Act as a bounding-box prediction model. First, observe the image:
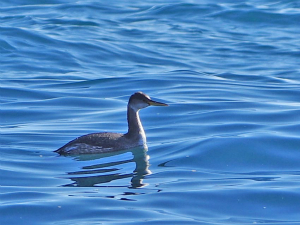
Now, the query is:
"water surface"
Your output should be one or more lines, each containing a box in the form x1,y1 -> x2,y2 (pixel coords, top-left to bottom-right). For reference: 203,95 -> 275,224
1,0 -> 300,224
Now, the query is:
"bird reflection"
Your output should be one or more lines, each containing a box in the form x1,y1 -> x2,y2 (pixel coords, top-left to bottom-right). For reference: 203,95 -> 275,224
62,146 -> 151,188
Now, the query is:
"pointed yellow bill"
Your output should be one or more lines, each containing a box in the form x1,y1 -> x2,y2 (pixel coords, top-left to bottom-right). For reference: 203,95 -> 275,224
148,99 -> 168,106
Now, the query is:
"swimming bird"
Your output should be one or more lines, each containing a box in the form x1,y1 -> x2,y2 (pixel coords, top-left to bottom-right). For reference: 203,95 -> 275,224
55,92 -> 168,155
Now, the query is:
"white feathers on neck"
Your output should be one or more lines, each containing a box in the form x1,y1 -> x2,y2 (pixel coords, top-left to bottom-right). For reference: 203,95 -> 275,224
129,102 -> 148,112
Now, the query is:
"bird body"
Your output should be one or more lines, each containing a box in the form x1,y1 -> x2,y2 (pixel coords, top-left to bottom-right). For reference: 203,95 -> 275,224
55,92 -> 168,155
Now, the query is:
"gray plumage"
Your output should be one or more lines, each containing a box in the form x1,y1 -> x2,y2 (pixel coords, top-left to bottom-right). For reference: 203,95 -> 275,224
55,92 -> 168,155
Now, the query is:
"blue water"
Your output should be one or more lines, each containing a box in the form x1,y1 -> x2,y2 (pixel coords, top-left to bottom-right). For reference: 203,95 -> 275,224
1,0 -> 300,224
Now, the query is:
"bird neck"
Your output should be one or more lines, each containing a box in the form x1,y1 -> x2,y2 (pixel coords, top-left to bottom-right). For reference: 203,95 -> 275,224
125,104 -> 146,144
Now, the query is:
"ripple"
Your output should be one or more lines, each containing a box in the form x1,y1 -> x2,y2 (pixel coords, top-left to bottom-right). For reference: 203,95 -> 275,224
1,1 -> 300,224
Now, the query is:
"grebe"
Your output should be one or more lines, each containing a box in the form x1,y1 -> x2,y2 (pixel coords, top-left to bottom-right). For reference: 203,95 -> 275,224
55,92 -> 168,155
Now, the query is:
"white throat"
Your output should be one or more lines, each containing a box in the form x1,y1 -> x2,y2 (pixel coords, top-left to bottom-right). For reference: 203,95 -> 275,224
127,104 -> 147,146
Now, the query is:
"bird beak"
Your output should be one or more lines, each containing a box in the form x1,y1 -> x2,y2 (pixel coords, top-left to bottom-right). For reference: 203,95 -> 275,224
148,99 -> 168,106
